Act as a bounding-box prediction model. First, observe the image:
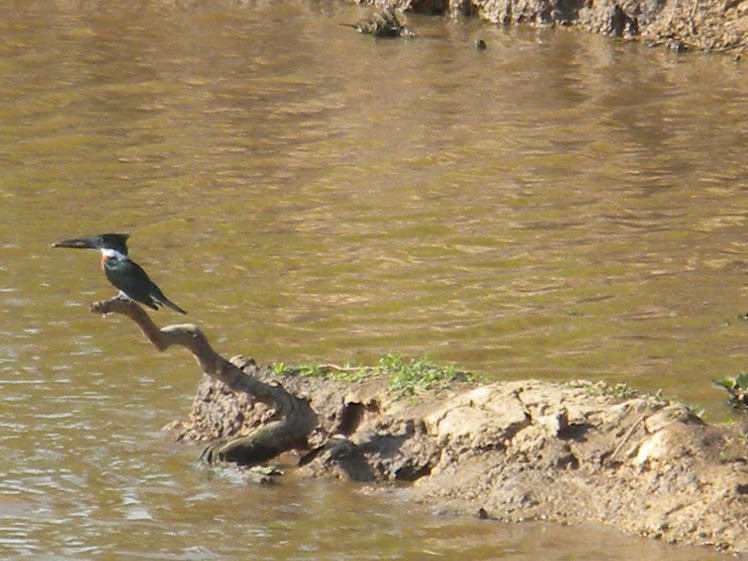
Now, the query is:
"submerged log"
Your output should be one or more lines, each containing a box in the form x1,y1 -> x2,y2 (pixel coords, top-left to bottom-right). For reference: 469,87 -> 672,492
90,297 -> 317,465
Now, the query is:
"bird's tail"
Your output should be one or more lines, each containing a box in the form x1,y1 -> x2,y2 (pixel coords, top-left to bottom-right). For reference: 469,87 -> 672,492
157,296 -> 187,315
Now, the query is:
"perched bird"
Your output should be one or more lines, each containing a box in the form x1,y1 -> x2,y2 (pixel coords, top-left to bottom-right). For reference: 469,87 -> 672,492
53,233 -> 187,314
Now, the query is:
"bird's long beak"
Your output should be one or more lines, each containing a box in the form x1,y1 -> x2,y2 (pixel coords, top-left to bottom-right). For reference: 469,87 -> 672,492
52,236 -> 99,249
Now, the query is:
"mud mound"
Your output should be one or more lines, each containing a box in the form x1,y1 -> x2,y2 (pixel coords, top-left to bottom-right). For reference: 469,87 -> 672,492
167,365 -> 747,554
406,381 -> 747,552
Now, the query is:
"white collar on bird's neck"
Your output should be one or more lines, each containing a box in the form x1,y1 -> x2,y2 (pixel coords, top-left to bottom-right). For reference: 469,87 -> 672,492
100,248 -> 128,260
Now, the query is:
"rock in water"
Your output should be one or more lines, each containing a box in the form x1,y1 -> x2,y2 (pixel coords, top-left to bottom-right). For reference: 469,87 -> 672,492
341,9 -> 415,38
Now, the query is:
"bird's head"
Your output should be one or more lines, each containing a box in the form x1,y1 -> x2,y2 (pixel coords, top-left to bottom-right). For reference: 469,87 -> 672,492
53,233 -> 130,258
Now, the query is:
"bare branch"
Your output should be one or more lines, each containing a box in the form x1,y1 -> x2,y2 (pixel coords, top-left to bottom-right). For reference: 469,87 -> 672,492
90,296 -> 317,464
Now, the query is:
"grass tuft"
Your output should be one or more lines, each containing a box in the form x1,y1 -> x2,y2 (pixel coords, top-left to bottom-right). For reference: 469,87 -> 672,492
274,353 -> 475,396
378,353 -> 475,397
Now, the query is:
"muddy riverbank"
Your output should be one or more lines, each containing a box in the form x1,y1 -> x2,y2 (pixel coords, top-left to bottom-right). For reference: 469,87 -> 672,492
348,0 -> 747,56
166,357 -> 748,554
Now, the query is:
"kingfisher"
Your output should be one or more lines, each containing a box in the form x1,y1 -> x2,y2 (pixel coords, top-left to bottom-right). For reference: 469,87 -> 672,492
53,233 -> 187,314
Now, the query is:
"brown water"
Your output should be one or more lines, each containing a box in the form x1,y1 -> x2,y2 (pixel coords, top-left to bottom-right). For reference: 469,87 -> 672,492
1,1 -> 746,559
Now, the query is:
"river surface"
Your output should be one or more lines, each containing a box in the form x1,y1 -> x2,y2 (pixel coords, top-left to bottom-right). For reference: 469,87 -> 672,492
1,1 -> 746,559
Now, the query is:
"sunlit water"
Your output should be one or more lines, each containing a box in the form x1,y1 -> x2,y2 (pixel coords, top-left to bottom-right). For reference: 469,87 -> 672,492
0,1 -> 745,559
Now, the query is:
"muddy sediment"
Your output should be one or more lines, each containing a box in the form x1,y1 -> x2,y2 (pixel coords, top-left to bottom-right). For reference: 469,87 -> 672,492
167,358 -> 748,554
349,0 -> 747,56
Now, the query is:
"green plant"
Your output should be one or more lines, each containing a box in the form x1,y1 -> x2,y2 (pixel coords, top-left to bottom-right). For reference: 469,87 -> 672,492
686,403 -> 706,420
274,353 -> 475,396
570,380 -> 640,400
712,373 -> 748,410
379,353 -> 475,397
275,360 -> 371,383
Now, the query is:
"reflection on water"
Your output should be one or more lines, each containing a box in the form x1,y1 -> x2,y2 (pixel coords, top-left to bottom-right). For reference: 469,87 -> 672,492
0,0 -> 745,559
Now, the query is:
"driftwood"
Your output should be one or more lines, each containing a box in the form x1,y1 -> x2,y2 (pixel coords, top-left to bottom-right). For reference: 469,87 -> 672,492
89,296 -> 317,465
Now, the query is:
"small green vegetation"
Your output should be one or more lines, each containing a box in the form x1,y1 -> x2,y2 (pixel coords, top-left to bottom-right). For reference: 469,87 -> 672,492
566,381 -> 708,417
686,403 -> 706,420
713,373 -> 748,410
566,380 -> 641,400
378,353 -> 475,397
274,353 -> 475,397
273,360 -> 370,383
598,382 -> 640,399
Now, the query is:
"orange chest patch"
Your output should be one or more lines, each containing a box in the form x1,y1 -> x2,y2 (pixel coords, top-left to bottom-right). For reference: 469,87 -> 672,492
100,254 -> 108,270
